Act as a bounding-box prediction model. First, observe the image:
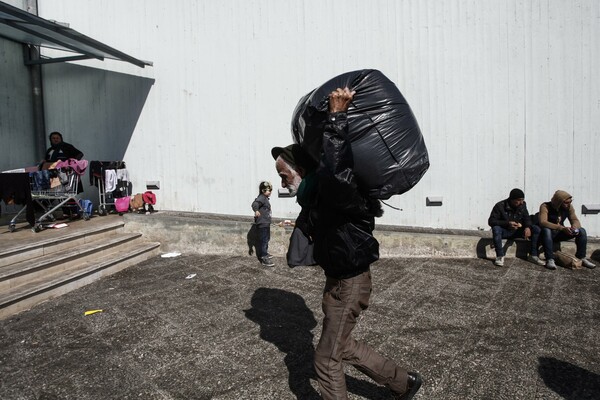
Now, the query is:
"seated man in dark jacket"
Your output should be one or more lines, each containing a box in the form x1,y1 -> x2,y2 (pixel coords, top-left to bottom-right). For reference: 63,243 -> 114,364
488,188 -> 543,267
272,88 -> 421,400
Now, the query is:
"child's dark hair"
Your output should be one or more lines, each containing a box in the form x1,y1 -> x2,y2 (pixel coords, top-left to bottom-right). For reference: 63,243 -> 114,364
259,181 -> 272,194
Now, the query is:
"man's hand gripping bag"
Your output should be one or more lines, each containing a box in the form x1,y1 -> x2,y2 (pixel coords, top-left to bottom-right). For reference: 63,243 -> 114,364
291,69 -> 429,199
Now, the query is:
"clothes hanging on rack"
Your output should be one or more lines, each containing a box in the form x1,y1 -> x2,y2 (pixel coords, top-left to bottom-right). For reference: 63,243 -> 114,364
104,170 -> 117,193
89,161 -> 126,186
89,161 -> 130,214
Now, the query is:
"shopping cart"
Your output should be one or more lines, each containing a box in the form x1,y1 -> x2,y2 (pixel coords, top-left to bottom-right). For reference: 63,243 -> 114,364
9,168 -> 90,232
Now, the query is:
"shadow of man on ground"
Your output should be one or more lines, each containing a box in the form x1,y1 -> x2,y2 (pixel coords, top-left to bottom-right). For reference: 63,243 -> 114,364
538,356 -> 600,399
244,287 -> 392,400
244,287 -> 319,399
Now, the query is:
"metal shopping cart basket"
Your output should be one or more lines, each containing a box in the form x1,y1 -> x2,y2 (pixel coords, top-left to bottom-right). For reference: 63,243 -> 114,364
9,167 -> 90,232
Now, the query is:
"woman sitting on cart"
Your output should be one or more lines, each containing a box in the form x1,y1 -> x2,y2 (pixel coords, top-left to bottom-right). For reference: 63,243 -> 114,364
40,131 -> 85,218
40,131 -> 83,169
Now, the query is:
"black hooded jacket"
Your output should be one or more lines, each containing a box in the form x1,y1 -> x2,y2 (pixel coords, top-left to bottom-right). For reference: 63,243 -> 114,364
299,112 -> 382,279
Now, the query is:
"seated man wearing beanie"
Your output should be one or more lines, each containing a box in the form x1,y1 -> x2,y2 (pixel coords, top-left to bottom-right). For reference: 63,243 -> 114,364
488,188 -> 543,267
538,190 -> 596,270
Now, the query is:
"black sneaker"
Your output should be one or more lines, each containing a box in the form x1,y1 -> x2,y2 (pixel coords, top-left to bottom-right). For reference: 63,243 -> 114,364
393,372 -> 422,400
261,257 -> 274,267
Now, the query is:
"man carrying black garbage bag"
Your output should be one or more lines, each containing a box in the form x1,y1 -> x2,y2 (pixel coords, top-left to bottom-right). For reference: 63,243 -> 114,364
272,88 -> 422,400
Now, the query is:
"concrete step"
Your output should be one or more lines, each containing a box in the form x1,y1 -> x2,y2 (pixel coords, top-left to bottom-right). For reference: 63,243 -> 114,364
0,232 -> 142,292
0,215 -> 161,320
0,219 -> 125,267
0,240 -> 160,320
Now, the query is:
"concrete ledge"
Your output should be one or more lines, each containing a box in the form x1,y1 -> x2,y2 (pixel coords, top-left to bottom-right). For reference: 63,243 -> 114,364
123,211 -> 600,261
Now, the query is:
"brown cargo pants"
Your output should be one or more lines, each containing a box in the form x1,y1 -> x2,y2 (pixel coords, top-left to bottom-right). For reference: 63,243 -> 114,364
314,270 -> 409,399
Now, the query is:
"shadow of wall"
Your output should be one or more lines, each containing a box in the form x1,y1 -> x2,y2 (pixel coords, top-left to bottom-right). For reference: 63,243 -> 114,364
0,39 -> 38,171
42,63 -> 154,205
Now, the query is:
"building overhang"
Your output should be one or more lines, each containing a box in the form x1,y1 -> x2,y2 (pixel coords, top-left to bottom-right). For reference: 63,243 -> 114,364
0,2 -> 152,68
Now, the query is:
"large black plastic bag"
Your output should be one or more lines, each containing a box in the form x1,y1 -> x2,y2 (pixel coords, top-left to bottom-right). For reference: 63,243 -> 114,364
291,69 -> 429,199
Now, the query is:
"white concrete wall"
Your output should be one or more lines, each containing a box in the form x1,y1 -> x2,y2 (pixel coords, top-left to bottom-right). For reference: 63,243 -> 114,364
35,0 -> 600,235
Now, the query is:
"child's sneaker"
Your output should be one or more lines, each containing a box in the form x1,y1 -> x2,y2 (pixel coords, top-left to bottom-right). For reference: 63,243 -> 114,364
494,256 -> 504,267
261,257 -> 274,267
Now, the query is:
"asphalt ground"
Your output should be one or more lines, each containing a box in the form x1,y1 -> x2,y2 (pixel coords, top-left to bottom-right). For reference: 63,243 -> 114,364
1,254 -> 599,400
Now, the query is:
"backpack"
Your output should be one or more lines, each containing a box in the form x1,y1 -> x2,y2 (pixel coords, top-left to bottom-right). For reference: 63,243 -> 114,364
78,199 -> 93,216
554,251 -> 583,269
130,194 -> 145,211
142,191 -> 156,205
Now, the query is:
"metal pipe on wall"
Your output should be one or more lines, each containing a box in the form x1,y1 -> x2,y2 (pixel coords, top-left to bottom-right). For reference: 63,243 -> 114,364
25,0 -> 46,161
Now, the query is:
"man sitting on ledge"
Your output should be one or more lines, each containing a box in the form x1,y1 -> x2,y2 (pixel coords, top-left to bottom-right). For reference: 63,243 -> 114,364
538,190 -> 596,270
488,188 -> 543,267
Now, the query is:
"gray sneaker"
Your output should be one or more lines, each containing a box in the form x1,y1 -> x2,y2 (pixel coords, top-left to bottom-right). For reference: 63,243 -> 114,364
546,259 -> 557,270
581,258 -> 596,269
494,256 -> 504,267
528,255 -> 545,266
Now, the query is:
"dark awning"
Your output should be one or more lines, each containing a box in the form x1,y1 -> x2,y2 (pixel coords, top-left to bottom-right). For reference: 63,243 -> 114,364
0,2 -> 152,68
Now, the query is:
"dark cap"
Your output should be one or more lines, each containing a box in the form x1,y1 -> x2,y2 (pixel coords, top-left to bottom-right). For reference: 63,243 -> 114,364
271,144 -> 317,171
509,188 -> 525,200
